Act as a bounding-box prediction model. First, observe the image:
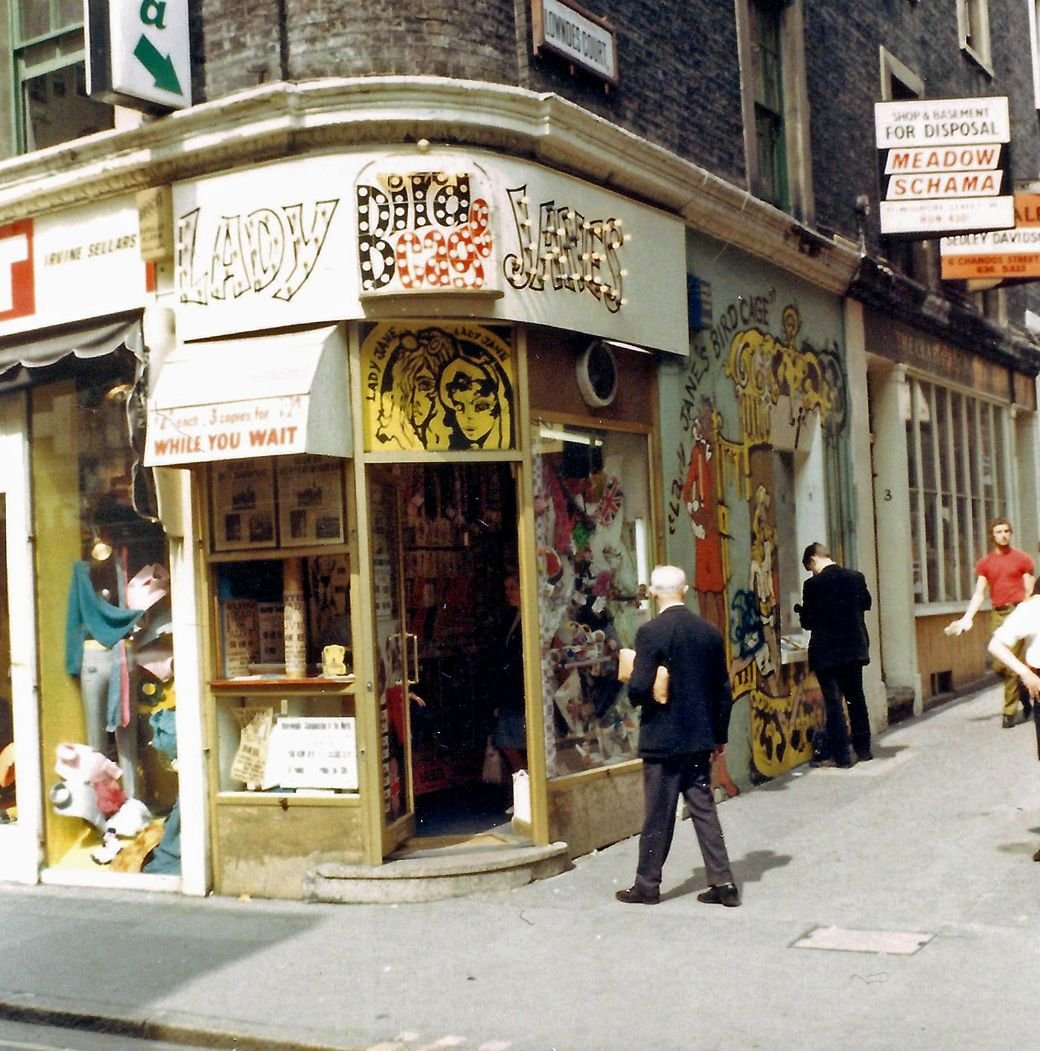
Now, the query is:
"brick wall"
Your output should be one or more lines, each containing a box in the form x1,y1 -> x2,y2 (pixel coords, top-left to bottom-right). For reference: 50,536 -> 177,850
806,0 -> 1040,250
196,0 -> 748,188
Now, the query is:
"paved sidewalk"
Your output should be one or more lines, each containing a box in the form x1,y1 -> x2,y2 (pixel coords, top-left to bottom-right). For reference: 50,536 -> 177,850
2,682 -> 1039,1051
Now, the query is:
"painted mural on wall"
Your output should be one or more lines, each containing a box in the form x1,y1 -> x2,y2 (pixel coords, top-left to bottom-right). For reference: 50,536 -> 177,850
668,297 -> 847,780
360,322 -> 515,452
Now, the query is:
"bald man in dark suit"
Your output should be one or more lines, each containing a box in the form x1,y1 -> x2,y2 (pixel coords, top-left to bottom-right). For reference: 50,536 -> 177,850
615,565 -> 739,908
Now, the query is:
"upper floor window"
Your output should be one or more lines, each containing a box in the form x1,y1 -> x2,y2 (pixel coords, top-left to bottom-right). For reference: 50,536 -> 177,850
749,0 -> 787,209
11,1 -> 114,153
879,48 -> 936,286
958,0 -> 993,74
737,0 -> 812,221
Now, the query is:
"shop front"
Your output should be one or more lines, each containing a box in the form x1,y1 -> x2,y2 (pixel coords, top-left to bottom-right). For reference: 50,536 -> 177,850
148,144 -> 688,897
865,308 -> 1039,709
0,195 -> 204,890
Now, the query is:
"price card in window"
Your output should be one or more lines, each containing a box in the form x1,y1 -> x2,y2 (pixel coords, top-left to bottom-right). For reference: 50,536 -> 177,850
265,716 -> 358,790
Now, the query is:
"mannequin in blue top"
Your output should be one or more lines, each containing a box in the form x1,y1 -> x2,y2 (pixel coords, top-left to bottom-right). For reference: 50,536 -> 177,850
65,549 -> 143,796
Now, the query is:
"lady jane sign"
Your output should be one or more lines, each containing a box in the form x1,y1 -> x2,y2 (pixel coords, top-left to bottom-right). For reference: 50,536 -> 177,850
360,322 -> 515,452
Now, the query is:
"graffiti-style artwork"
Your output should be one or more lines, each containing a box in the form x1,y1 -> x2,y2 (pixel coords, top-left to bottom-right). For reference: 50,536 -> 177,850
361,323 -> 515,452
726,305 -> 847,443
669,300 -> 847,780
355,172 -> 493,294
503,185 -> 625,312
681,399 -> 728,639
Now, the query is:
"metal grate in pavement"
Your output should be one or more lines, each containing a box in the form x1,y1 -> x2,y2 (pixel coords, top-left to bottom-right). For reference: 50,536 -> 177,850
792,925 -> 933,955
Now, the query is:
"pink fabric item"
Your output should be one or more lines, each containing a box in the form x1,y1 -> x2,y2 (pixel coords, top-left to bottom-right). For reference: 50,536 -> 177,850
54,743 -> 121,784
93,777 -> 126,817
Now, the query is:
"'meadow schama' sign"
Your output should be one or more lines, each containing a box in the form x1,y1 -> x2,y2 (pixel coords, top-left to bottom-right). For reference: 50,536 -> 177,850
875,97 -> 1013,237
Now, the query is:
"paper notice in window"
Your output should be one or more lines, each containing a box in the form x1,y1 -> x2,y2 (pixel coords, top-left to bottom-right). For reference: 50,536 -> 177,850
230,706 -> 275,788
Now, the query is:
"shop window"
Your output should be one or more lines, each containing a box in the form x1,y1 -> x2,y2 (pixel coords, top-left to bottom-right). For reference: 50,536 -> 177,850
32,349 -> 179,873
905,377 -> 1010,605
533,421 -> 652,778
206,455 -> 356,797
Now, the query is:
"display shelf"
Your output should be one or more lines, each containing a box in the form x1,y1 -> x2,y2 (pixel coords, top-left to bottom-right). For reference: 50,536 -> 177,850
211,677 -> 356,695
207,543 -> 351,564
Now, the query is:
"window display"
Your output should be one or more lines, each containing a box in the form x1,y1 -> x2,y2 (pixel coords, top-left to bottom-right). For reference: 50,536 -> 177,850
32,350 -> 180,873
532,422 -> 652,777
207,454 -> 355,798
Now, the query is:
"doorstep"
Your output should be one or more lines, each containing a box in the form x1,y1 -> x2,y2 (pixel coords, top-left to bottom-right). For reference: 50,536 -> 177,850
303,835 -> 571,904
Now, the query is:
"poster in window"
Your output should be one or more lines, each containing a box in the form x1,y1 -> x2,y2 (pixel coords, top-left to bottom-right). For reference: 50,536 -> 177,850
276,455 -> 346,547
360,322 -> 515,452
212,458 -> 277,551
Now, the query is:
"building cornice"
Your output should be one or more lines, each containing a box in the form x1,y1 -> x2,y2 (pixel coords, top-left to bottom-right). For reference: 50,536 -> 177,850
0,76 -> 861,293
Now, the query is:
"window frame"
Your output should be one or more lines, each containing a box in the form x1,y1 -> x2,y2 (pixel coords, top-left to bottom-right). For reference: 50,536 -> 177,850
736,0 -> 814,223
957,0 -> 994,76
1029,0 -> 1040,109
8,1 -> 114,155
905,374 -> 1011,609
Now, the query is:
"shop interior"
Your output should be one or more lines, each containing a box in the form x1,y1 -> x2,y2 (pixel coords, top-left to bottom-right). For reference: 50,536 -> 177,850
397,462 -> 523,839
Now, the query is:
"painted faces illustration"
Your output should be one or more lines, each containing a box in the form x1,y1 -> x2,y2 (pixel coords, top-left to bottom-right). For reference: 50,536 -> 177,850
375,330 -> 456,449
438,349 -> 513,449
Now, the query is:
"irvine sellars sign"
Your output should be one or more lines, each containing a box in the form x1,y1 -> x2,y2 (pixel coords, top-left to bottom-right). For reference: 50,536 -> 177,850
875,97 -> 1013,237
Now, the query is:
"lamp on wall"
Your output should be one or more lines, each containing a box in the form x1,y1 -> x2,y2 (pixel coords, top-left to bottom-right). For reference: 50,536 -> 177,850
90,528 -> 112,562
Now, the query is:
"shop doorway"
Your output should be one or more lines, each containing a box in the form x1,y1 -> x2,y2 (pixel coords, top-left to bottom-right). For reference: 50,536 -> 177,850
398,462 -> 523,840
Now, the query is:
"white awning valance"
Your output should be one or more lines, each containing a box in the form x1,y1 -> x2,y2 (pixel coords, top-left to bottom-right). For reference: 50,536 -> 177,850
145,325 -> 351,466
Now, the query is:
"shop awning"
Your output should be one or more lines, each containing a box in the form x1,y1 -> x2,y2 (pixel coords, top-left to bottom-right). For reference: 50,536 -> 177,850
0,312 -> 142,375
145,325 -> 351,467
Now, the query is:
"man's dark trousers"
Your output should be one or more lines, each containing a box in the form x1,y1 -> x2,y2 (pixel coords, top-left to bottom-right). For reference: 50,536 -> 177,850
816,662 -> 871,761
635,752 -> 734,897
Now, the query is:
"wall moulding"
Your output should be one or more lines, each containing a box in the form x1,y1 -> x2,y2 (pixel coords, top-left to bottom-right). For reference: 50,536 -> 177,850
0,77 -> 860,291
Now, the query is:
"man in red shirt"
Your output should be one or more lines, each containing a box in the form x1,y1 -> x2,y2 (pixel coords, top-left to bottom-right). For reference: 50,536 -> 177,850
947,517 -> 1036,727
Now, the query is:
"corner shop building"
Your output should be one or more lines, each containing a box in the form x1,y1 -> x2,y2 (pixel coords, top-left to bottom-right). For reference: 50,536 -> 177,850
0,119 -> 704,898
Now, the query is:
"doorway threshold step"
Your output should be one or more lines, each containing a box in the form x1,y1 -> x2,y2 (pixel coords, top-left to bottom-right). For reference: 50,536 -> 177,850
303,841 -> 571,904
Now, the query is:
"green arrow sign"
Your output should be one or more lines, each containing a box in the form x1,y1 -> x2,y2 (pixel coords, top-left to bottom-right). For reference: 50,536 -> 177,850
133,34 -> 182,95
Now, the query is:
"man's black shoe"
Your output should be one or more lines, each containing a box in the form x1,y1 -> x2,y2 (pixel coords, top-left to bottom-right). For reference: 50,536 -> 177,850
1003,714 -> 1018,729
856,751 -> 874,762
697,882 -> 740,907
615,885 -> 659,905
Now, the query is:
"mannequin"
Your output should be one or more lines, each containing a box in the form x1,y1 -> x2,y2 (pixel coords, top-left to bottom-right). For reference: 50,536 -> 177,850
65,548 -> 143,796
